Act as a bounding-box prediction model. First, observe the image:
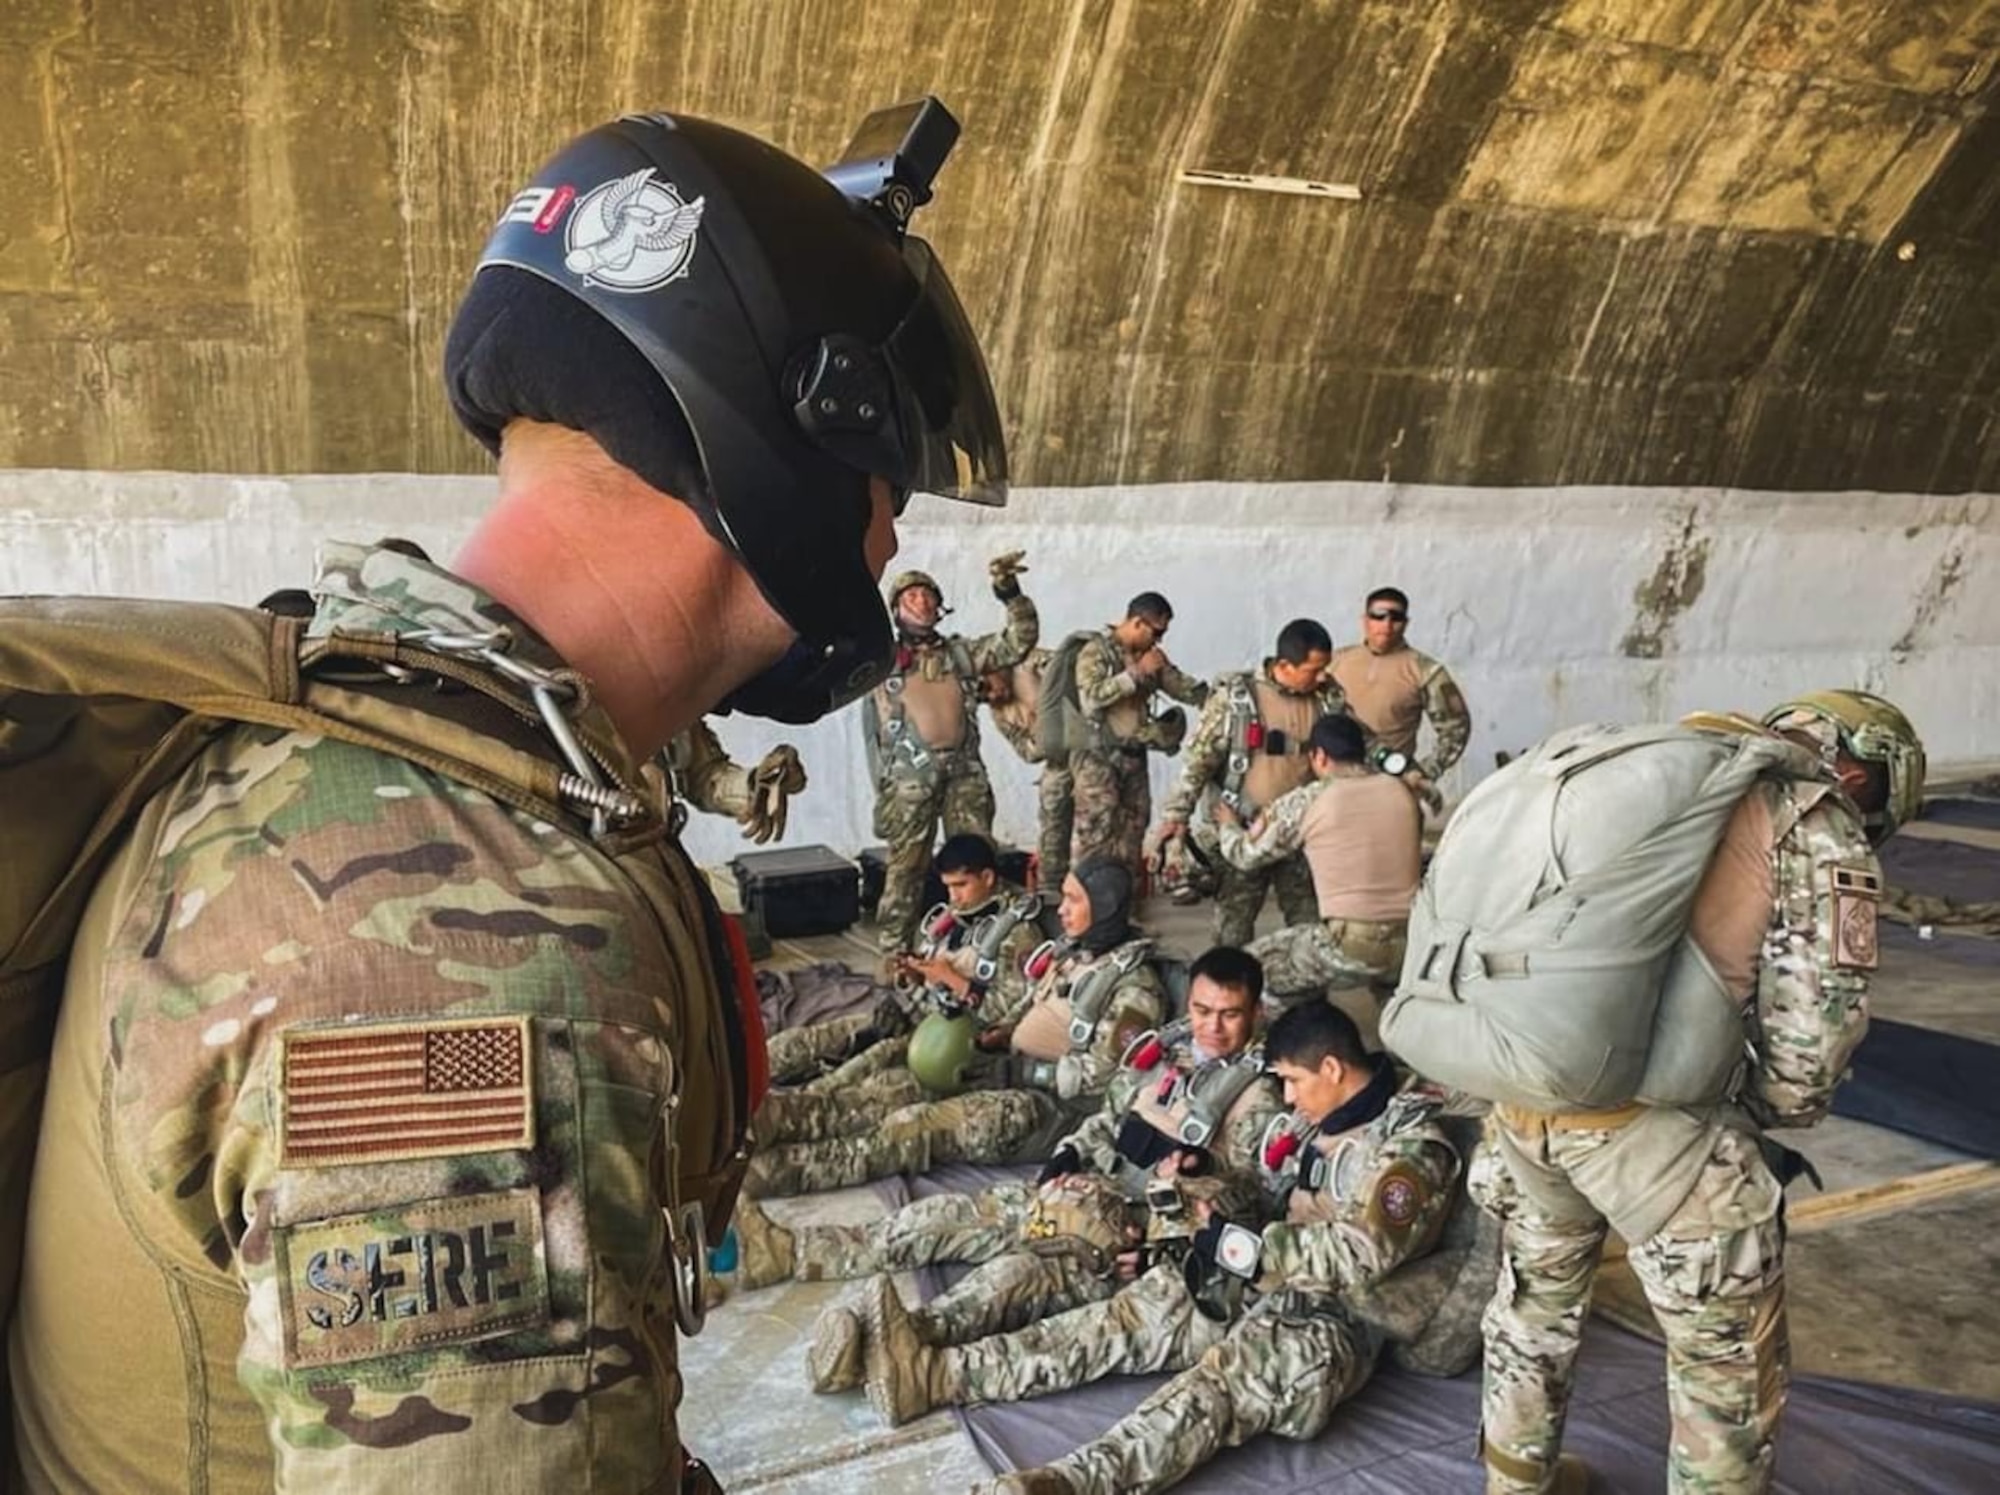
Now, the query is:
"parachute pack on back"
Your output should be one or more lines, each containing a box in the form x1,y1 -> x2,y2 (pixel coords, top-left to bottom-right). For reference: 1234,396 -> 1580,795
1036,629 -> 1101,765
1380,720 -> 1825,1113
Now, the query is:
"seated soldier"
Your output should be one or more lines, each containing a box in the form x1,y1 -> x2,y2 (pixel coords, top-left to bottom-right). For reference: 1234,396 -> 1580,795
949,1001 -> 1495,1494
764,833 -> 1042,1093
1215,712 -> 1421,1003
841,948 -> 1283,1422
744,858 -> 1165,1198
727,948 -> 1278,1394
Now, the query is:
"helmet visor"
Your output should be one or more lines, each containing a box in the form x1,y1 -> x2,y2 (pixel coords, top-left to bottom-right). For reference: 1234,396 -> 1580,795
884,237 -> 1008,506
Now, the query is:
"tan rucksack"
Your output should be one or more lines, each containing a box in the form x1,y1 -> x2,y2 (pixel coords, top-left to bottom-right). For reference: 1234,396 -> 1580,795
0,594 -> 753,1458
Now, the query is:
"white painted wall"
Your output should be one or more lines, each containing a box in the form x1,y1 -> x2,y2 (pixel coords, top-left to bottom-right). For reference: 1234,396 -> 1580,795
3,471 -> 1992,866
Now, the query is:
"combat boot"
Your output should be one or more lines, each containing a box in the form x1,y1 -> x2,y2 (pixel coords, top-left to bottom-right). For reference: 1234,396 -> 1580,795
732,1198 -> 795,1289
806,1304 -> 865,1393
862,1276 -> 963,1426
1551,1454 -> 1592,1495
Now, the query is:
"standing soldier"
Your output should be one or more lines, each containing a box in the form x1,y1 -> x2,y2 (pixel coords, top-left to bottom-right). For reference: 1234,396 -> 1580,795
1385,690 -> 1924,1495
866,554 -> 1038,960
979,647 -> 1076,890
4,101 -> 1008,1490
1216,713 -> 1422,1003
1157,618 -> 1347,944
663,718 -> 807,841
1070,593 -> 1208,872
1328,585 -> 1470,794
743,858 -> 1164,1198
962,1001 -> 1490,1494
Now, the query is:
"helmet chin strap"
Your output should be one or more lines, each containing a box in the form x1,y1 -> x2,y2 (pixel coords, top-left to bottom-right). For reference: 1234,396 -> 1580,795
716,635 -> 883,725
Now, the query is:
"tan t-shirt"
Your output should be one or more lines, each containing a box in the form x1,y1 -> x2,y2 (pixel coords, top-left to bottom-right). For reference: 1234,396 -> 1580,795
895,660 -> 970,751
1330,644 -> 1428,754
1301,773 -> 1423,921
1241,678 -> 1322,812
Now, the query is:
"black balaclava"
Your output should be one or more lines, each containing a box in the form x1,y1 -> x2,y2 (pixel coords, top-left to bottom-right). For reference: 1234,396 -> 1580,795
1071,857 -> 1134,954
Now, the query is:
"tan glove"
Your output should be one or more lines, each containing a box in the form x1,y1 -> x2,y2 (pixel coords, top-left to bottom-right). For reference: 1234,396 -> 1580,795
740,744 -> 807,843
988,549 -> 1029,601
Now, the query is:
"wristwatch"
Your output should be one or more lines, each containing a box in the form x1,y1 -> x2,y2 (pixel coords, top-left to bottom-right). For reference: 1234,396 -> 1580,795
1213,1222 -> 1263,1280
1371,746 -> 1413,777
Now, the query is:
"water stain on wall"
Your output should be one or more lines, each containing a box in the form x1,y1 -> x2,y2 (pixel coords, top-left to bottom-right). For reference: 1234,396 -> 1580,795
1620,506 -> 1711,658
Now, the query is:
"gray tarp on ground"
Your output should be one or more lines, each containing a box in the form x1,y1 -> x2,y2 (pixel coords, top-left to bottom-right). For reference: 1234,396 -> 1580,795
879,1165 -> 2000,1495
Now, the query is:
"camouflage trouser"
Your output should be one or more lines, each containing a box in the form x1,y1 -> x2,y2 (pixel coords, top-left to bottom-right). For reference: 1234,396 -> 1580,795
1210,852 -> 1318,948
1475,1122 -> 1788,1494
1070,748 -> 1150,874
766,1012 -> 905,1087
1046,1290 -> 1378,1494
745,1086 -> 1068,1198
795,1181 -> 1037,1279
1247,916 -> 1407,1003
1038,764 -> 1076,890
954,1257 -> 1230,1407
874,758 -> 997,954
756,1068 -> 925,1145
793,1182 -> 1113,1342
798,1032 -> 914,1094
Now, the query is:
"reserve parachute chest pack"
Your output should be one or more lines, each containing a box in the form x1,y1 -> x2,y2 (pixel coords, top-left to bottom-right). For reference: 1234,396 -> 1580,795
0,593 -> 763,1468
1380,720 -> 1826,1113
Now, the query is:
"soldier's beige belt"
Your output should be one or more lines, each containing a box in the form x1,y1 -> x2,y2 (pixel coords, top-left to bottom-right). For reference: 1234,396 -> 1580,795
1494,1101 -> 1649,1134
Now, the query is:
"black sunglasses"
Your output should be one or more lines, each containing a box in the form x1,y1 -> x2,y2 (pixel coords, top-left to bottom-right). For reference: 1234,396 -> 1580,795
1367,609 -> 1408,623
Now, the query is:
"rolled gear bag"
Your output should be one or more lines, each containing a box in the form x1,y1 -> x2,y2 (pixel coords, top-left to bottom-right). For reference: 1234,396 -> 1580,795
1381,721 -> 1823,1112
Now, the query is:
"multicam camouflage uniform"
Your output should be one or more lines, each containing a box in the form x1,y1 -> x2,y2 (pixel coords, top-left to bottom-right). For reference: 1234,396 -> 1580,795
760,883 -> 1044,1126
9,542 -> 737,1492
1476,779 -> 1880,1495
984,646 -> 1076,890
1219,767 -> 1422,1002
665,718 -> 755,820
745,936 -> 1165,1198
1328,640 -> 1470,781
1073,630 -> 1209,872
866,577 -> 1039,955
990,1076 -> 1487,1495
1159,662 -> 1349,944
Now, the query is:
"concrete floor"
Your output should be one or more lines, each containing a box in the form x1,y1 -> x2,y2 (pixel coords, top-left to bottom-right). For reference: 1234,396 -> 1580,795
682,800 -> 2000,1491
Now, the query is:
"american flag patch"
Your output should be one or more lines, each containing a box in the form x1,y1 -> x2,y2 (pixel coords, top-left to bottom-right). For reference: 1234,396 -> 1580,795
279,1017 -> 535,1168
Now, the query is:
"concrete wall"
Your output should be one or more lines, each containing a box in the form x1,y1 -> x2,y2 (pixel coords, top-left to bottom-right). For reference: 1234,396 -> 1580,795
3,1 -> 1996,492
5,470 -> 1990,864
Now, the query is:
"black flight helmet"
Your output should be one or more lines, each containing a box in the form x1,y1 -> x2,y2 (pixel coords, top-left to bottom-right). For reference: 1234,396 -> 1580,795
448,99 -> 1007,722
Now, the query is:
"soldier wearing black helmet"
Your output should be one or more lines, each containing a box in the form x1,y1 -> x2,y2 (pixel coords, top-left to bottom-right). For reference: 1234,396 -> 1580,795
9,101 -> 1006,1492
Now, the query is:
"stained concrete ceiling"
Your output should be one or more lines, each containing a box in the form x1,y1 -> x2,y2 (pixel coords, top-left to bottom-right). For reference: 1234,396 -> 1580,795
1,0 -> 1995,491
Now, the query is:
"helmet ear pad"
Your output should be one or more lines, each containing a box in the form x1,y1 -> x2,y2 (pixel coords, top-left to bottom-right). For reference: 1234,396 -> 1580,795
446,267 -> 710,524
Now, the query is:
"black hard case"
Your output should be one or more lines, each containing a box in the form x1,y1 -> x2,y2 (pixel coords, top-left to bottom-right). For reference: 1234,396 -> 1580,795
729,845 -> 861,938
